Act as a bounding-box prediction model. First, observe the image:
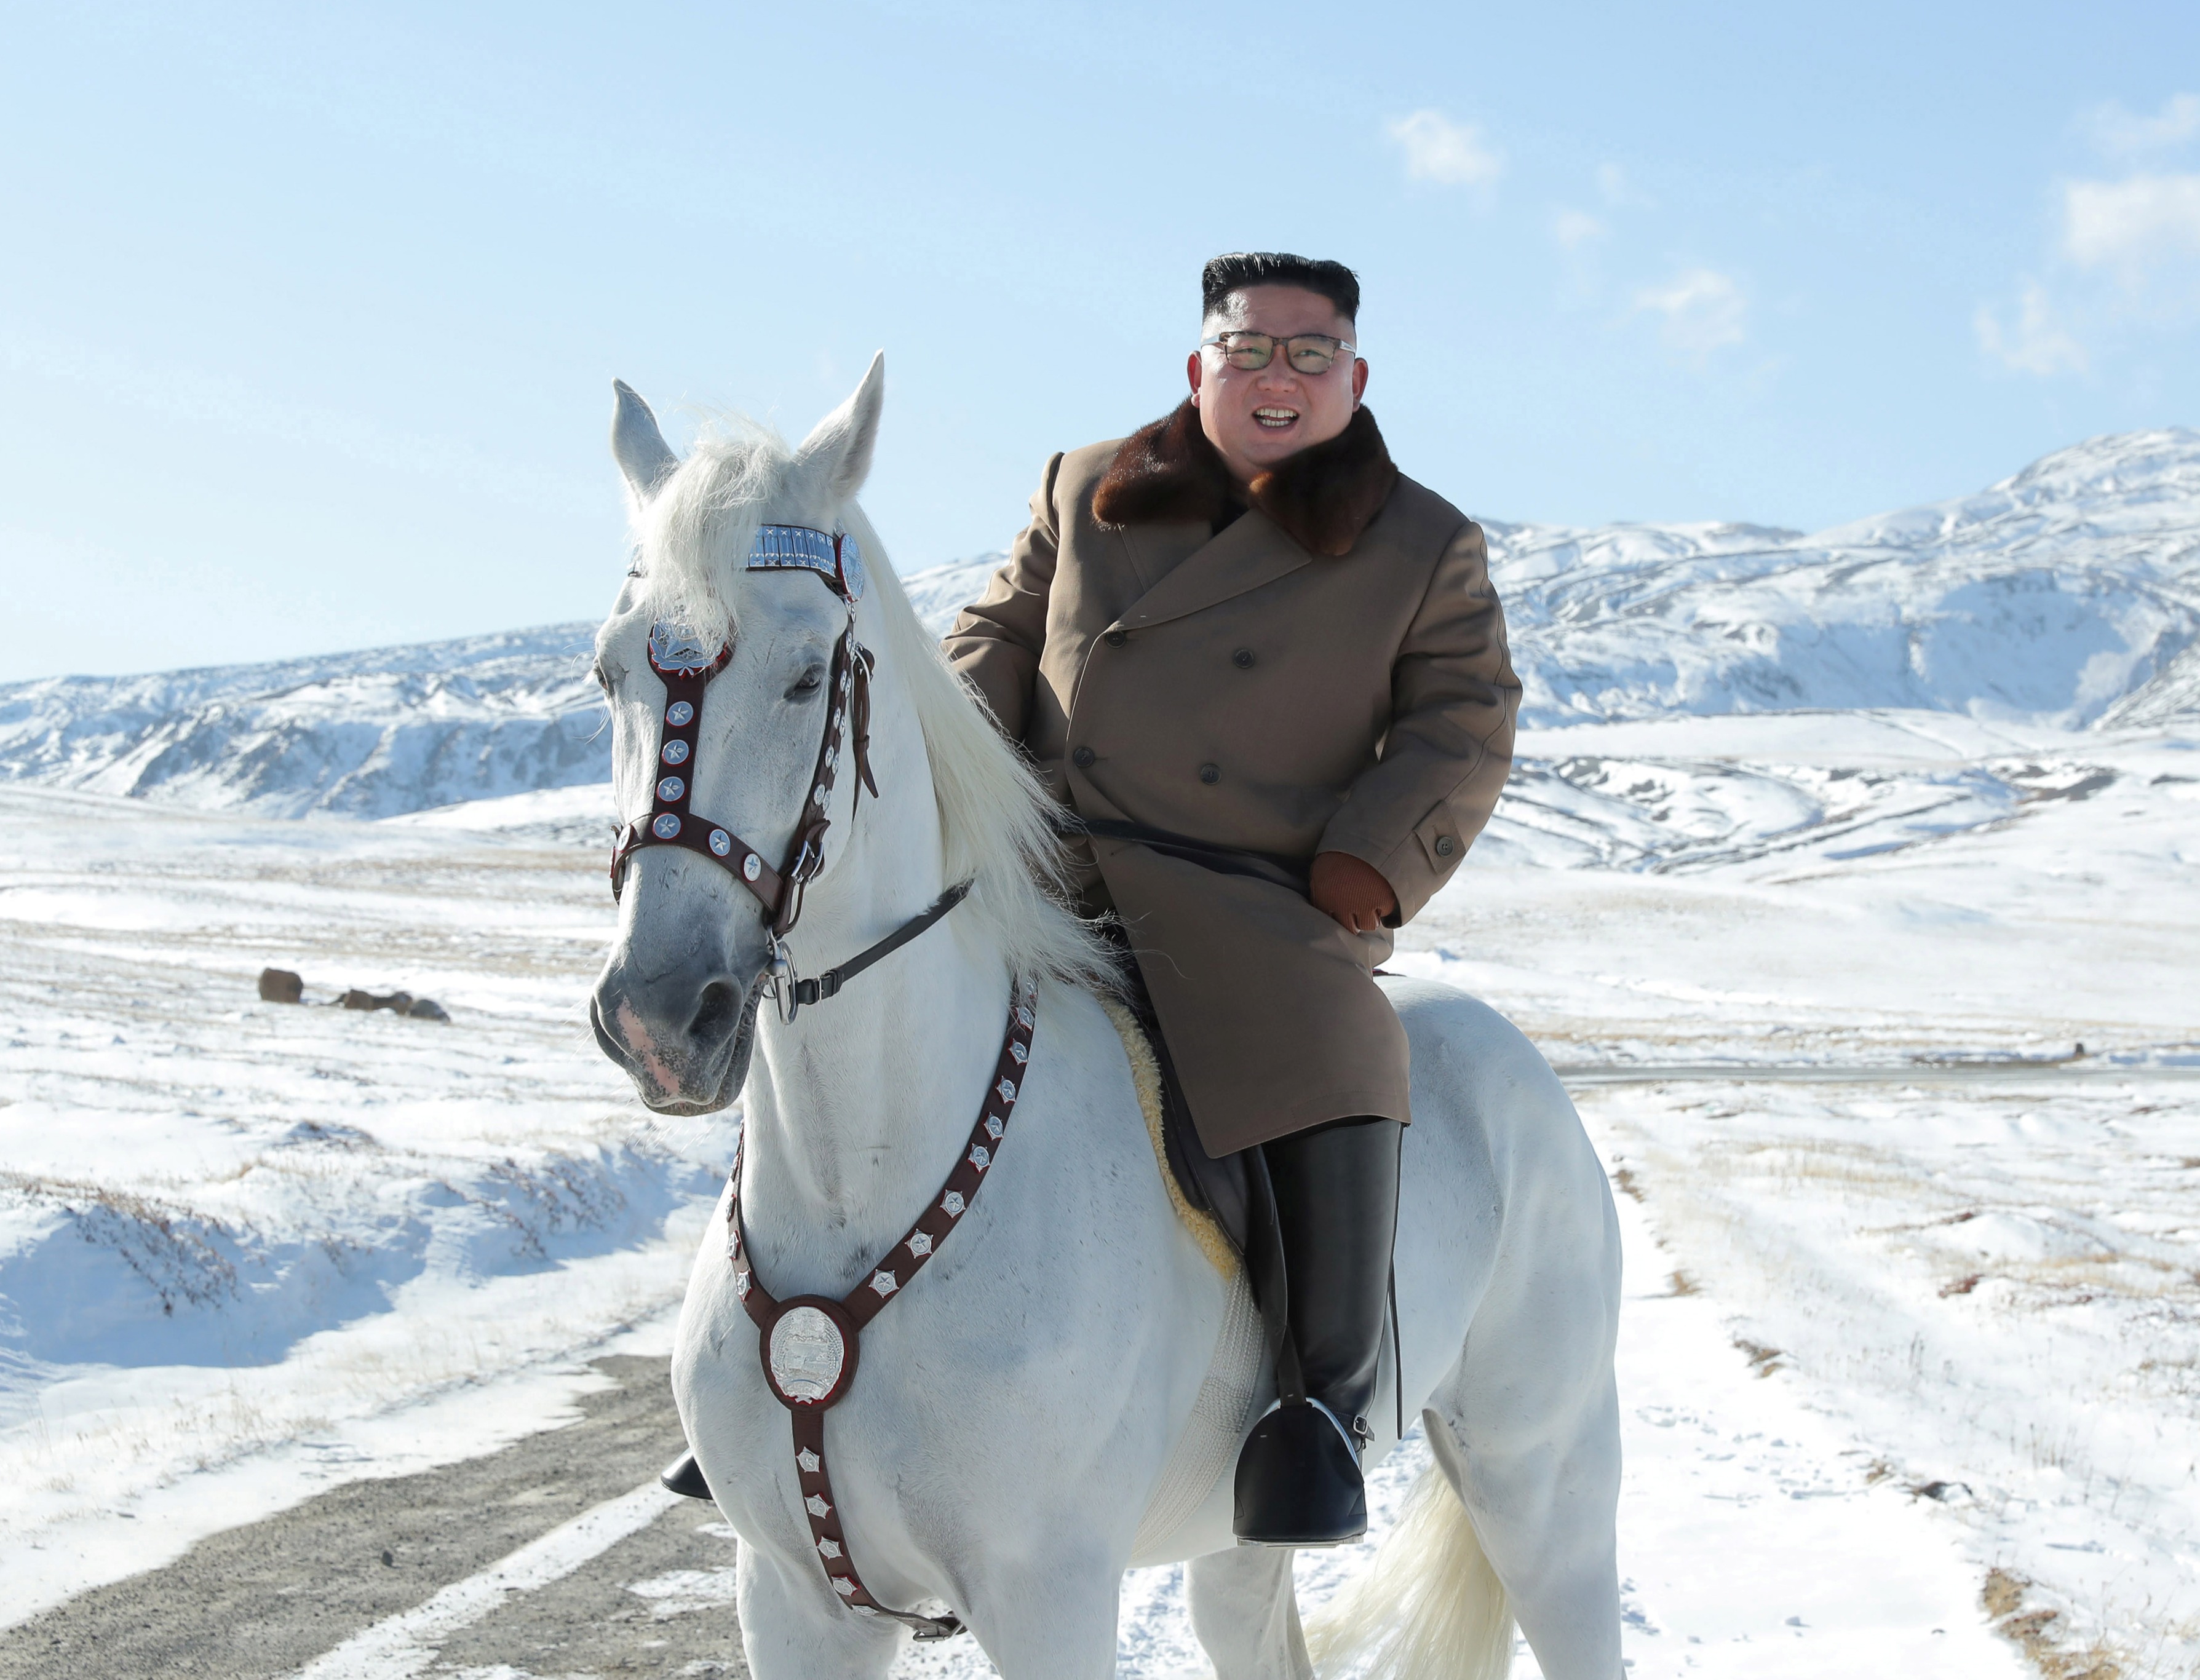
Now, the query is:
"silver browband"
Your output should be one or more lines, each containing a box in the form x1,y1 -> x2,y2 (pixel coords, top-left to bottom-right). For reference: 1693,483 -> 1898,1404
748,524 -> 865,603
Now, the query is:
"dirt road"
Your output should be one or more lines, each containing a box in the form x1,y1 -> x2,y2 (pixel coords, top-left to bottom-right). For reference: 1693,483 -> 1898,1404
0,1357 -> 750,1679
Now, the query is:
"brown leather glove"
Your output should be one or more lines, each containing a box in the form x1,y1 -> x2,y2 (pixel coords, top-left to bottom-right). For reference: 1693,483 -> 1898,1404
1310,851 -> 1397,934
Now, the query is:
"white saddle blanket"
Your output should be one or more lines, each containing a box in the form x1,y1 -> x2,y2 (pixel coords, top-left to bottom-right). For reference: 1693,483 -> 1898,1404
1098,998 -> 1268,1562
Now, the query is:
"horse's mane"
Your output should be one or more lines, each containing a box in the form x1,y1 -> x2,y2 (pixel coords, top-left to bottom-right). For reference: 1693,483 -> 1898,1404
635,419 -> 1116,996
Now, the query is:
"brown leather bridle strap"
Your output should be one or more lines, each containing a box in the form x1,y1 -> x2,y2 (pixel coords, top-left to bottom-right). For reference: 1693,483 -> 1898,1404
608,601 -> 871,945
608,643 -> 790,909
606,542 -> 966,1028
726,977 -> 1038,1641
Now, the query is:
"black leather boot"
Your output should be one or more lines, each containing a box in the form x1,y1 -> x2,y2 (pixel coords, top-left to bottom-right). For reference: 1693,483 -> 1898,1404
661,1452 -> 713,1500
1233,1116 -> 1402,1546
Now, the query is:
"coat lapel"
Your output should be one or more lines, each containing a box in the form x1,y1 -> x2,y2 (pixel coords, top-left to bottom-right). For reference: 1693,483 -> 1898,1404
1118,507 -> 1312,632
1111,519 -> 1204,597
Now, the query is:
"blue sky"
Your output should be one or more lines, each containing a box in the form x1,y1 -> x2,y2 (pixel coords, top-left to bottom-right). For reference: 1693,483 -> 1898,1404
3,1 -> 2197,680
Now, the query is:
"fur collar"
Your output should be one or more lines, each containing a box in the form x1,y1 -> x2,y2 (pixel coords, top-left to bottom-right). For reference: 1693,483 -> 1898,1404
1091,400 -> 1399,558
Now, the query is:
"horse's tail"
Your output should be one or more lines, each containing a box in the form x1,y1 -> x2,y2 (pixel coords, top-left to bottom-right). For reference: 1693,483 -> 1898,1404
1303,1462 -> 1514,1680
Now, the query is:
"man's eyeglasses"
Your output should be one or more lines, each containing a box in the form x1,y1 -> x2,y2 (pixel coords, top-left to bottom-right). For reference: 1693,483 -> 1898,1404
1199,331 -> 1358,374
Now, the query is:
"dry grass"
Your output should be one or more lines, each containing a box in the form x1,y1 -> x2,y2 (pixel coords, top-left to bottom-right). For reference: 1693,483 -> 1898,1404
0,1170 -> 239,1315
1984,1569 -> 2126,1680
1731,1336 -> 1784,1377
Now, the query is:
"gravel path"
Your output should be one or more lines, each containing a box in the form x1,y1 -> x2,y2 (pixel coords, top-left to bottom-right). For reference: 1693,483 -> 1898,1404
0,1356 -> 747,1679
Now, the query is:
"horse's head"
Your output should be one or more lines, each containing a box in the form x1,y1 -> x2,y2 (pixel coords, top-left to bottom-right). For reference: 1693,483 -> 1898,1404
589,357 -> 897,1113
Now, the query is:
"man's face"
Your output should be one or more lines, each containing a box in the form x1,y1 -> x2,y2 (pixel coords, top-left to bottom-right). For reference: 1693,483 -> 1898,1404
1187,283 -> 1369,486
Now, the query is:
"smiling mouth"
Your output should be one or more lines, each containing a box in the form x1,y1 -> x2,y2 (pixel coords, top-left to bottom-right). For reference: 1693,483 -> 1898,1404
1253,406 -> 1300,432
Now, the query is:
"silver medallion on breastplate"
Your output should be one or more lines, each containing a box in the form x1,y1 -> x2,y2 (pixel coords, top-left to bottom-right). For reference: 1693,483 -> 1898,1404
769,1306 -> 847,1404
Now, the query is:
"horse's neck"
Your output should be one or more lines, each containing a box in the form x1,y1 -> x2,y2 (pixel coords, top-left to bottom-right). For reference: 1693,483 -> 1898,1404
737,746 -> 1010,1295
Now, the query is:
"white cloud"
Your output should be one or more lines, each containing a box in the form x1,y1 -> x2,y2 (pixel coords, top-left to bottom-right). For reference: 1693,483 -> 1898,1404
1976,110 -> 2200,373
1633,268 -> 1747,359
2062,173 -> 2200,293
1596,163 -> 1654,210
2086,93 -> 2200,157
1386,111 -> 1503,192
1974,282 -> 2088,376
1552,208 -> 1606,250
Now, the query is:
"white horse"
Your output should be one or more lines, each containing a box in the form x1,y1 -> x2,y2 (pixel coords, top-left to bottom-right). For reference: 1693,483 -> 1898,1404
589,359 -> 1624,1680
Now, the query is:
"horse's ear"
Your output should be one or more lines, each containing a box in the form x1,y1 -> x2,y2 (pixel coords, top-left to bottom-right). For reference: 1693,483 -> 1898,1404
611,380 -> 680,500
796,352 -> 886,505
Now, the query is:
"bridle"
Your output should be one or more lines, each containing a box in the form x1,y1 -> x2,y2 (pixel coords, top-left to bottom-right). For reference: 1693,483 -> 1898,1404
606,523 -> 966,1021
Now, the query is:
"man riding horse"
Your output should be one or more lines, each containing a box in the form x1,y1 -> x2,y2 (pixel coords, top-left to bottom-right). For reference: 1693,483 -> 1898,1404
942,252 -> 1521,1547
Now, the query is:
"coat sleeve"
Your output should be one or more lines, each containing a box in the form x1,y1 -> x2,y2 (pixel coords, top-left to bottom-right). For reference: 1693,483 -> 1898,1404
1317,519 -> 1520,924
939,453 -> 1066,743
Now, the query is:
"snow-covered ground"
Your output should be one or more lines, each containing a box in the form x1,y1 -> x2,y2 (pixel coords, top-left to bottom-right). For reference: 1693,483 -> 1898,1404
0,786 -> 723,1622
4,707 -> 2193,1674
3,426 -> 2197,1674
1400,713 -> 2200,1679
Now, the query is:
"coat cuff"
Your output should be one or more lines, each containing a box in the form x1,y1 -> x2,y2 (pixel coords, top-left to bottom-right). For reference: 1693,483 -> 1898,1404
1318,800 -> 1469,926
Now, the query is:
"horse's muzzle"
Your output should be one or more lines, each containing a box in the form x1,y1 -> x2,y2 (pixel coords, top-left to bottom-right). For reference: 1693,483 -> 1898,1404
590,962 -> 767,1115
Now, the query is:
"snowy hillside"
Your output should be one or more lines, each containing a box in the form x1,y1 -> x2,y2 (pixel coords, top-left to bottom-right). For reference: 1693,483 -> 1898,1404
0,625 -> 605,818
1,429 -> 2196,819
850,429 -> 2200,731
1488,427 -> 2200,728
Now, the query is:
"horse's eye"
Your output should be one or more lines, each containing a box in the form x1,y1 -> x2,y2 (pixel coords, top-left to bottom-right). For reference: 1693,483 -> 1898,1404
785,665 -> 825,700
592,661 -> 615,694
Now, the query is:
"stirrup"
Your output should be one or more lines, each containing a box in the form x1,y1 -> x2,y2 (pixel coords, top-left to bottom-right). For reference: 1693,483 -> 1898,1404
1232,1398 -> 1369,1547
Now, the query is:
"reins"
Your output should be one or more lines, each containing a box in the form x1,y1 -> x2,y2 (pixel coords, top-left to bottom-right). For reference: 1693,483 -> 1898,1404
771,880 -> 971,1013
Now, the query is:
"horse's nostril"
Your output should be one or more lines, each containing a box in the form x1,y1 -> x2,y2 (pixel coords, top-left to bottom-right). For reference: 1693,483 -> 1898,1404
690,980 -> 741,1047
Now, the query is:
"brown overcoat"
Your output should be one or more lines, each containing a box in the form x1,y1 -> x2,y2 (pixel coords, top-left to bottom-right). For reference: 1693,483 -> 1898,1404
943,402 -> 1520,1154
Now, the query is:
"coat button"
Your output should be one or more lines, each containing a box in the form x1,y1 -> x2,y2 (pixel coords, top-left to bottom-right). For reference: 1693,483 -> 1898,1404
1072,746 -> 1095,769
1198,763 -> 1221,785
1232,648 -> 1255,668
1435,835 -> 1456,858
1103,629 -> 1127,647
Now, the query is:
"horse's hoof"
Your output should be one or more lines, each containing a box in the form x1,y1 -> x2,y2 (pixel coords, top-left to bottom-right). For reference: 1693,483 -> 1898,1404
661,1452 -> 714,1500
1231,1400 -> 1367,1546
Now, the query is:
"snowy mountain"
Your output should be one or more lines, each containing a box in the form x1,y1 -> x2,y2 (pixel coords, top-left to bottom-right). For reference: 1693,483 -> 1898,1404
1488,427 -> 2200,729
1,429 -> 2194,818
0,625 -> 606,818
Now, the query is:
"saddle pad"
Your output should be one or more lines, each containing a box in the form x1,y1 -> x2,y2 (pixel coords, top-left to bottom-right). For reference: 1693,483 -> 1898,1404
1098,997 -> 1265,1560
1097,996 -> 1235,1277
1129,1256 -> 1262,1562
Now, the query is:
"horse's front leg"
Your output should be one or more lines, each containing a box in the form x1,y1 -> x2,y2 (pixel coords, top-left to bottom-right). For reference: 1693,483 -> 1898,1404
955,1542 -> 1124,1680
1186,1544 -> 1313,1680
735,1544 -> 900,1680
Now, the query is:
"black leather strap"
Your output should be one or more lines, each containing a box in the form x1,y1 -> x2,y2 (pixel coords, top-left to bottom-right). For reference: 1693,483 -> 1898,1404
1057,812 -> 1311,895
790,881 -> 972,1007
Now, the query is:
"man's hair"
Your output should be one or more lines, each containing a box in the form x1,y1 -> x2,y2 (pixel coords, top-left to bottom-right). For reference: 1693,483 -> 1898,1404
1201,252 -> 1360,326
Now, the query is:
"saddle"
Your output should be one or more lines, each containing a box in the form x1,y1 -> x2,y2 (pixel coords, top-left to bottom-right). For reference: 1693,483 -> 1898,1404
1104,954 -> 1254,1266
1103,956 -> 1404,1452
